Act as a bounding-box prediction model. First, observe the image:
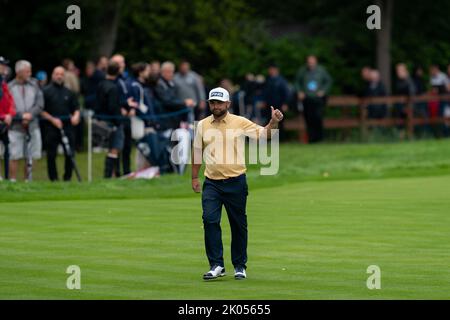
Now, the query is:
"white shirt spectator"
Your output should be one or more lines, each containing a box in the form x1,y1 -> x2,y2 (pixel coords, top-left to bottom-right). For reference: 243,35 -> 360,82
430,71 -> 450,88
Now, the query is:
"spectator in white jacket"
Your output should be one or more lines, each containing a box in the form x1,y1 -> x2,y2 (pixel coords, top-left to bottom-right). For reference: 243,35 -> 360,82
8,60 -> 44,182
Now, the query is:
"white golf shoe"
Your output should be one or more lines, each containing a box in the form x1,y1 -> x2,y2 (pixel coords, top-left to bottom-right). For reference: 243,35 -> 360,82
203,265 -> 226,280
234,267 -> 247,280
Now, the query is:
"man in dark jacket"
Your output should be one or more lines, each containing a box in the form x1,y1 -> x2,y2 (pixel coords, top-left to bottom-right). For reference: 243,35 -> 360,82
155,61 -> 195,130
80,61 -> 100,111
394,63 -> 416,137
41,66 -> 80,181
365,69 -> 387,119
262,64 -> 290,140
111,54 -> 134,175
96,61 -> 124,178
358,66 -> 372,97
262,64 -> 290,118
295,55 -> 332,143
412,67 -> 429,134
395,63 -> 416,96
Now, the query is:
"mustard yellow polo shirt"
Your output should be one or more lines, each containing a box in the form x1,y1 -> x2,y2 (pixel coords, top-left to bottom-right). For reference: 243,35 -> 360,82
193,112 -> 265,180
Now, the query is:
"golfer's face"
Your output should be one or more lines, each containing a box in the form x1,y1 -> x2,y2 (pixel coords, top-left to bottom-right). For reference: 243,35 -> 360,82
209,100 -> 229,117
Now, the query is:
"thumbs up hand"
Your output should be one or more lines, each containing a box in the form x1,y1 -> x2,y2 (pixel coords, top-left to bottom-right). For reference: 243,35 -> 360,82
271,106 -> 284,123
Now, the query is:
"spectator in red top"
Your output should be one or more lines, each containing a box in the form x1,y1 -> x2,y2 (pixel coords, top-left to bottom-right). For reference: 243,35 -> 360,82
0,56 -> 16,180
428,87 -> 440,118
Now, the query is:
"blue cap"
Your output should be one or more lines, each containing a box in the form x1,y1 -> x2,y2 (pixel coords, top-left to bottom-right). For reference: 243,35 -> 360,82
36,71 -> 47,81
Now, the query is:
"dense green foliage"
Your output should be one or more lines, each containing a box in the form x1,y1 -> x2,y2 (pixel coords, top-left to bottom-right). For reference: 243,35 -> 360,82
1,0 -> 449,90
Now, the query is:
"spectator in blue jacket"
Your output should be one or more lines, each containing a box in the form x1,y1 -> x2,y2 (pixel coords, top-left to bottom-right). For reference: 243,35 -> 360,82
128,62 -> 157,127
262,64 -> 290,111
80,61 -> 99,111
129,62 -> 171,173
262,63 -> 291,138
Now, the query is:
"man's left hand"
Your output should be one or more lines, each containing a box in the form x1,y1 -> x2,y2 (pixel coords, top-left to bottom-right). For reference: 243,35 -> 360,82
271,106 -> 284,123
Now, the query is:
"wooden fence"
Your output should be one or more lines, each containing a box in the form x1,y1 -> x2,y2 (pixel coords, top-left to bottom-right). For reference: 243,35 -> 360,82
284,94 -> 450,142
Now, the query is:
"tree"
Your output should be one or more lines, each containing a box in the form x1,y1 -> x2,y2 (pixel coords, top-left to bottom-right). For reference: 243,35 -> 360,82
0,0 -> 448,92
375,0 -> 393,94
93,0 -> 123,58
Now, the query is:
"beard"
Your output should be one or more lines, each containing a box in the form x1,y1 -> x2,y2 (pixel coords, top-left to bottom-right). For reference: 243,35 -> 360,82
212,108 -> 227,117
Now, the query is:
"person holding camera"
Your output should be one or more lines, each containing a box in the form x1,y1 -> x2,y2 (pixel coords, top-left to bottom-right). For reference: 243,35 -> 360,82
8,60 -> 44,182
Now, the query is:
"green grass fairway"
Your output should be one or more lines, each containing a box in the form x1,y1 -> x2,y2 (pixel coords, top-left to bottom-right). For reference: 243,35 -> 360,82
1,140 -> 450,299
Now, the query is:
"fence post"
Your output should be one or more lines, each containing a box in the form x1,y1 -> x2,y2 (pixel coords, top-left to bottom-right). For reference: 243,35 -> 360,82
299,116 -> 304,143
87,110 -> 93,183
359,98 -> 368,141
406,97 -> 414,140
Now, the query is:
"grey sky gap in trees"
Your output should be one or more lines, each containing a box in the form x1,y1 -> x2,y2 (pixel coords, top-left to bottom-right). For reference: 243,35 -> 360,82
66,1 -> 123,56
374,0 -> 393,94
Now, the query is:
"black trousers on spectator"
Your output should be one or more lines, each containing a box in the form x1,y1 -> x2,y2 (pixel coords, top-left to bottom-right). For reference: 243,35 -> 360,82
393,103 -> 407,130
0,129 -> 9,178
303,97 -> 325,143
45,125 -> 75,181
121,119 -> 132,175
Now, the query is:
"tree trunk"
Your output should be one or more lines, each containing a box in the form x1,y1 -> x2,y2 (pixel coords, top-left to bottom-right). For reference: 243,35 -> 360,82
93,0 -> 122,58
375,0 -> 393,94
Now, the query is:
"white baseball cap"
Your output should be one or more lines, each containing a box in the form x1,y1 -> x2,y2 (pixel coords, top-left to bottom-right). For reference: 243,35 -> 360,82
207,87 -> 230,102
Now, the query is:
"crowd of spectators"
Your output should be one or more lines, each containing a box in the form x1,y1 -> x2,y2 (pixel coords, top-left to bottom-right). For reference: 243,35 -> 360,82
0,53 -> 449,182
359,63 -> 450,138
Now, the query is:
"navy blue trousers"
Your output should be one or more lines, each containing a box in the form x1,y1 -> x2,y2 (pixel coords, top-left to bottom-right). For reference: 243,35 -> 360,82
202,174 -> 248,269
